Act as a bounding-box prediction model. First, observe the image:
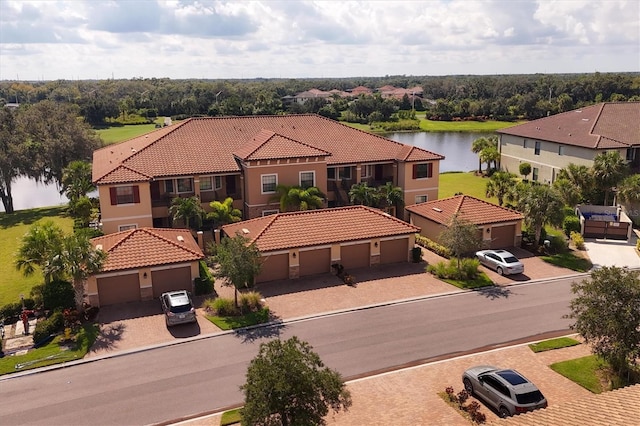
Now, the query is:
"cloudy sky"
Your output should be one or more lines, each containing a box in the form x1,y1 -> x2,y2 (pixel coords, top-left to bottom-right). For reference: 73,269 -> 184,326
1,0 -> 638,81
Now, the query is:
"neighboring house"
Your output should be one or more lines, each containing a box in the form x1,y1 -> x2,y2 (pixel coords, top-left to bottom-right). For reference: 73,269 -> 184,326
406,195 -> 524,249
292,89 -> 333,104
492,384 -> 640,426
221,205 -> 420,283
497,102 -> 640,184
92,114 -> 444,234
350,86 -> 373,96
87,228 -> 204,306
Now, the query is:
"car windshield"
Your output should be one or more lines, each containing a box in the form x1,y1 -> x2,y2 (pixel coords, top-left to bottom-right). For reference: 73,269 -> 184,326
515,390 -> 544,404
503,256 -> 519,264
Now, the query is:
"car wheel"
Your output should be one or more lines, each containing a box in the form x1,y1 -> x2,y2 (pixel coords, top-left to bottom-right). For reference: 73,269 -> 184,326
463,378 -> 474,395
499,406 -> 511,418
496,267 -> 504,276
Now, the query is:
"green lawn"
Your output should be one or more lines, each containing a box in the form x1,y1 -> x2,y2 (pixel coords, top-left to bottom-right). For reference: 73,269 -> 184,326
438,171 -> 498,203
550,355 -> 608,393
0,207 -> 74,307
343,117 -> 522,133
95,123 -> 160,145
442,272 -> 494,289
529,337 -> 581,353
221,408 -> 242,426
541,252 -> 593,272
206,307 -> 270,330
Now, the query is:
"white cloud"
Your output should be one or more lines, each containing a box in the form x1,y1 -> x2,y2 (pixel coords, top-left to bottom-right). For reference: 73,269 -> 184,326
0,0 -> 638,80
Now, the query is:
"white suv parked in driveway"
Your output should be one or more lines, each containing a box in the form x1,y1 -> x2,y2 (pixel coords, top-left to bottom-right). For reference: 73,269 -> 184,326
160,290 -> 197,327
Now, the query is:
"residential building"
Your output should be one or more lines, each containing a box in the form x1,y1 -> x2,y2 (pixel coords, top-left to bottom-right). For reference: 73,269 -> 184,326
92,114 -> 444,234
497,102 -> 640,184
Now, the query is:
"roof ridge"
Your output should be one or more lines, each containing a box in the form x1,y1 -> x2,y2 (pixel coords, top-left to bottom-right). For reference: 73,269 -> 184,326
142,227 -> 204,257
245,214 -> 279,245
106,228 -> 139,252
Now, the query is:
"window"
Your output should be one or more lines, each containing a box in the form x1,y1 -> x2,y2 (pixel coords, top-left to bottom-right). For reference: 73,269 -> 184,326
199,177 -> 213,191
558,146 -> 564,156
532,167 -> 539,181
534,141 -> 541,155
327,167 -> 336,180
165,180 -> 174,193
299,171 -> 315,188
361,165 -> 372,178
415,195 -> 428,203
338,167 -> 351,180
261,174 -> 277,193
262,209 -> 279,216
177,178 -> 193,193
109,185 -> 140,205
412,163 -> 433,179
118,224 -> 137,231
626,148 -> 636,161
523,139 -> 527,148
214,176 -> 223,189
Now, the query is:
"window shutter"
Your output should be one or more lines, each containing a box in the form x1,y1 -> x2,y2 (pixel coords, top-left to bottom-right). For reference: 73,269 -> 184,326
412,164 -> 418,179
110,187 -> 117,205
133,186 -> 140,203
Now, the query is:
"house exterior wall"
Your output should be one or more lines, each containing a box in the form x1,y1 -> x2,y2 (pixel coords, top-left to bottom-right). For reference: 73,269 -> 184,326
99,182 -> 154,234
398,161 -> 440,216
409,214 -> 447,243
499,134 -> 626,184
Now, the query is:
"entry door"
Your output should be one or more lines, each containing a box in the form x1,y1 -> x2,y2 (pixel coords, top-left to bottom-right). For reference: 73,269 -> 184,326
226,176 -> 236,196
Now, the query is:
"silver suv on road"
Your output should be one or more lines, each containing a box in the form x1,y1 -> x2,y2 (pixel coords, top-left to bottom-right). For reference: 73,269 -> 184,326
160,290 -> 197,327
462,365 -> 547,417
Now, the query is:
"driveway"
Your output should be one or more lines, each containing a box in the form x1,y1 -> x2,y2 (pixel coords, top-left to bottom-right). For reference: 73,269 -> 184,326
584,235 -> 640,269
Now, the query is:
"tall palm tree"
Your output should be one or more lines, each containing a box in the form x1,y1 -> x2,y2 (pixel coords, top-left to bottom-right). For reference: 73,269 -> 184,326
208,197 -> 242,228
517,184 -> 565,249
377,182 -> 404,214
552,178 -> 581,207
169,196 -> 206,230
479,145 -> 500,172
471,137 -> 492,174
348,182 -> 378,207
60,160 -> 95,203
271,185 -> 325,212
485,171 -> 516,206
557,163 -> 595,203
593,151 -> 629,205
15,220 -> 65,284
616,174 -> 640,204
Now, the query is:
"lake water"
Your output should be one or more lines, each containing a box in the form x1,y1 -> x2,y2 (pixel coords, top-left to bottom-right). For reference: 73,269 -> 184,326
1,132 -> 488,212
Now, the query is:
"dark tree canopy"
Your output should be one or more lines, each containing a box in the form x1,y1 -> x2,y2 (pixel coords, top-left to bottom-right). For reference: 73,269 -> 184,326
240,336 -> 352,426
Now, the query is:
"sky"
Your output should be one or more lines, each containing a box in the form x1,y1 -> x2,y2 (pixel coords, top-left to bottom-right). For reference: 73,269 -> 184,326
0,0 -> 638,81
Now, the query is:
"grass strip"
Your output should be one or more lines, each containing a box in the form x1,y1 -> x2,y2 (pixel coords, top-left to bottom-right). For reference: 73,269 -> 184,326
443,273 -> 494,289
220,408 -> 242,426
550,355 -> 605,393
206,308 -> 270,330
540,252 -> 593,272
529,337 -> 580,353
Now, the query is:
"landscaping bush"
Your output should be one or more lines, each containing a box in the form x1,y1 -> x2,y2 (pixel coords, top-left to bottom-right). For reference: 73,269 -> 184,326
570,231 -> 586,250
194,276 -> 214,296
548,234 -> 568,253
563,215 -> 581,237
415,234 -> 452,258
32,310 -> 64,344
208,297 -> 238,316
427,258 -> 480,281
39,280 -> 75,311
459,258 -> 481,280
239,291 -> 264,313
0,302 -> 23,323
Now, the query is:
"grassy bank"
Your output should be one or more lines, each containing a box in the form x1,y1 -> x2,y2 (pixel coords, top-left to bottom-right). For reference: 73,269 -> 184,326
345,118 -> 522,133
95,123 -> 160,144
438,171 -> 498,203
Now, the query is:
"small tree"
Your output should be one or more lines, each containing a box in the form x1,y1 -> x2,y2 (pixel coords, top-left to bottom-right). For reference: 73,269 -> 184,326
471,136 -> 492,174
348,182 -> 378,207
169,196 -> 205,230
15,220 -> 65,285
568,267 -> 640,377
485,171 -> 517,206
240,336 -> 352,426
214,234 -> 262,307
438,214 -> 482,271
592,151 -> 629,205
209,197 -> 242,228
518,162 -> 532,180
517,184 -> 565,249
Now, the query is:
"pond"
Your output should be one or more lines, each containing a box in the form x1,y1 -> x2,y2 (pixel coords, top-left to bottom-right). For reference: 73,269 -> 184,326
2,131 -> 492,212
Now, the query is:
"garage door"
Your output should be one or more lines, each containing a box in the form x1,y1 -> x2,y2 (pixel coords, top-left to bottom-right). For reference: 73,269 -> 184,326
152,266 -> 192,298
380,238 -> 409,264
491,224 -> 515,249
98,274 -> 140,306
257,253 -> 289,283
340,243 -> 370,269
299,248 -> 331,277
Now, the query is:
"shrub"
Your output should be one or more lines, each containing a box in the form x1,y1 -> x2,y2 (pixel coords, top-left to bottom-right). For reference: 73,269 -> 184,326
549,234 -> 568,253
32,310 -> 64,344
239,291 -> 264,313
427,261 -> 456,279
563,215 -> 581,237
427,258 -> 479,281
415,234 -> 452,258
194,276 -> 214,296
570,231 -> 586,250
39,280 -> 75,311
208,297 -> 238,316
0,302 -> 23,323
459,258 -> 481,280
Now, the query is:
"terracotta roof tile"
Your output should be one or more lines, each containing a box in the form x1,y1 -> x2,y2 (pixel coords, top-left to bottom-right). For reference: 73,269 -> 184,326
497,102 -> 640,150
405,195 -> 523,226
221,205 -> 419,252
491,384 -> 640,426
233,129 -> 331,161
93,115 -> 444,185
91,228 -> 203,272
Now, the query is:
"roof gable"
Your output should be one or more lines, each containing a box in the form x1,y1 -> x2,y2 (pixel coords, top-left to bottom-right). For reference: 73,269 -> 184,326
406,195 -> 523,226
91,227 -> 203,272
221,206 -> 419,252
233,129 -> 331,161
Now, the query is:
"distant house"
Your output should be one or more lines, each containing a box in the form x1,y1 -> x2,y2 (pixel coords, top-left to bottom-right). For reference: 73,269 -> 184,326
406,195 -> 524,249
292,89 -> 332,104
497,102 -> 640,184
221,205 -> 419,283
350,86 -> 373,96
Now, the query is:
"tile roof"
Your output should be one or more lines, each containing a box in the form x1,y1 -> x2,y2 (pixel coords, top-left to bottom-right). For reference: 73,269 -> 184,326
221,205 -> 420,252
491,384 -> 640,426
233,129 -> 331,161
497,102 -> 640,150
93,115 -> 444,185
405,195 -> 523,226
91,227 -> 204,272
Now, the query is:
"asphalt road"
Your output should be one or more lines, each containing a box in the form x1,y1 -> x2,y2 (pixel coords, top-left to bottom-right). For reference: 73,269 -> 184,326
0,277 -> 577,426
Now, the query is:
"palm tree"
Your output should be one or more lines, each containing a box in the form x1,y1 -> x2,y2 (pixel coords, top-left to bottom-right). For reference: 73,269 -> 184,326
616,174 -> 640,204
377,182 -> 404,214
552,178 -> 581,207
593,151 -> 629,205
271,185 -> 325,212
15,220 -> 65,284
485,171 -> 516,206
557,163 -> 595,203
169,196 -> 206,230
208,197 -> 242,228
60,160 -> 95,203
480,145 -> 500,172
348,182 -> 378,207
517,184 -> 565,249
471,137 -> 492,174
